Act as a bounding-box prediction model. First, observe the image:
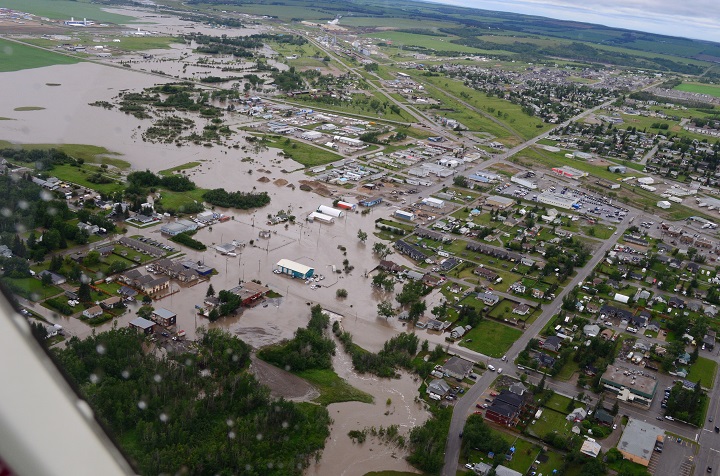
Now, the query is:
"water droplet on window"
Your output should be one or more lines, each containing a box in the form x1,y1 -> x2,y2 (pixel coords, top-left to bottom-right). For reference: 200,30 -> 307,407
153,374 -> 162,383
282,421 -> 289,429
228,431 -> 236,439
138,401 -> 147,410
0,208 -> 10,217
159,413 -> 168,422
96,344 -> 106,354
121,370 -> 130,379
17,200 -> 28,210
40,190 -> 53,202
226,419 -> 234,427
89,373 -> 99,384
256,433 -> 263,441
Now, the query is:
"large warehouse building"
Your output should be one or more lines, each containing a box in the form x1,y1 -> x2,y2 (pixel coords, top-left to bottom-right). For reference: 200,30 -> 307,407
275,259 -> 315,279
617,418 -> 664,466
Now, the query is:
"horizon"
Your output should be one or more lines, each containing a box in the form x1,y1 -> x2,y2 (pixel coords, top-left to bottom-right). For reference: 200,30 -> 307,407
424,0 -> 720,44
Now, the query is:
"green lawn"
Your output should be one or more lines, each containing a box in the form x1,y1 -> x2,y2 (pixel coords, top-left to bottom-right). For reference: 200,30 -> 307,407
158,162 -> 202,176
111,36 -> 181,51
296,369 -> 373,406
674,83 -> 720,98
259,135 -> 342,167
528,408 -> 574,439
0,141 -> 128,168
0,0 -> 134,23
458,320 -> 522,357
544,393 -> 583,413
156,188 -> 207,212
1,277 -> 62,301
554,360 -> 580,381
504,437 -> 540,474
582,225 -> 615,240
688,356 -> 718,389
0,38 -> 81,72
49,164 -> 125,194
536,450 -> 564,475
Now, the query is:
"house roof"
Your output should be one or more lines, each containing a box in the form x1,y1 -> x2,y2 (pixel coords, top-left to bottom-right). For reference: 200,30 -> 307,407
618,418 -> 663,463
442,356 -> 473,376
496,389 -> 524,409
152,307 -> 176,320
428,378 -> 450,394
509,382 -> 527,396
129,317 -> 155,330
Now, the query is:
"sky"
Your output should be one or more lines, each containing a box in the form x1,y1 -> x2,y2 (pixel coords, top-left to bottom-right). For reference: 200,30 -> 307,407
428,0 -> 720,43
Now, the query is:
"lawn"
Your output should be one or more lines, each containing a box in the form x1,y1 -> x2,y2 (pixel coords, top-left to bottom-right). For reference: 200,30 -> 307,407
535,450 -> 564,475
527,408 -> 574,439
458,320 -> 522,357
687,356 -> 718,389
554,360 -> 580,381
49,163 -> 125,194
296,369 -> 373,406
0,39 -> 81,72
111,36 -> 181,52
504,437 -> 540,474
1,277 -> 62,301
582,225 -> 615,240
544,393 -> 583,413
0,0 -> 134,23
157,188 -> 208,212
674,82 -> 720,98
259,135 -> 342,168
158,162 -> 202,176
0,141 -> 128,168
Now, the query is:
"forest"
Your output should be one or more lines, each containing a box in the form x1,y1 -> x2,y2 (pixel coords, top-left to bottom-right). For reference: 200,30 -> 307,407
54,328 -> 331,475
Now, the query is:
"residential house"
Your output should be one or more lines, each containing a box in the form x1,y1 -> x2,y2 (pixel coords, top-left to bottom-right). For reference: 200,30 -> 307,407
703,330 -> 716,351
151,307 -> 177,327
477,292 -> 500,306
118,286 -> 138,300
129,317 -> 155,335
535,353 -> 556,368
510,282 -> 526,294
38,270 -> 66,285
583,324 -> 600,337
647,320 -> 661,333
541,335 -> 562,352
442,356 -> 474,380
532,288 -> 545,299
474,266 -> 499,281
485,390 -> 526,427
120,269 -> 143,285
427,379 -> 450,396
423,274 -> 443,287
82,306 -> 103,319
141,277 -> 170,295
668,296 -> 686,308
513,303 -> 531,316
394,240 -> 428,261
509,382 -> 527,396
450,326 -> 466,339
378,260 -> 403,274
100,296 -> 122,309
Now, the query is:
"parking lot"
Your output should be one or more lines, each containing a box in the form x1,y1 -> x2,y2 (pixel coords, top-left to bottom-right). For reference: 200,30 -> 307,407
651,433 -> 696,476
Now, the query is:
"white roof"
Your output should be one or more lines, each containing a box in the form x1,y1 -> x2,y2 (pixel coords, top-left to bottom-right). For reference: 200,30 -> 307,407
276,259 -> 314,275
152,308 -> 176,319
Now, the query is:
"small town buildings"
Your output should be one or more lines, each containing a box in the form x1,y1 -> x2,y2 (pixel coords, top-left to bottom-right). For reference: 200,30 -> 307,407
580,440 -> 602,458
359,197 -> 383,207
38,270 -> 66,285
275,259 -> 315,279
141,277 -> 170,295
617,419 -> 664,467
100,296 -> 122,309
395,240 -> 428,261
477,292 -> 500,306
427,378 -> 450,396
485,195 -> 515,209
161,219 -> 198,236
600,367 -> 657,405
230,281 -> 270,306
485,390 -> 526,427
82,306 -> 103,319
541,335 -> 562,352
151,308 -> 177,327
129,317 -> 156,335
474,266 -> 499,281
441,356 -> 474,380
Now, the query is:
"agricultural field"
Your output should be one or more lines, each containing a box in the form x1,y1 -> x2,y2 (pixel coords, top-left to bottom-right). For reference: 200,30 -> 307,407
674,82 -> 720,98
0,0 -> 134,23
0,39 -> 81,72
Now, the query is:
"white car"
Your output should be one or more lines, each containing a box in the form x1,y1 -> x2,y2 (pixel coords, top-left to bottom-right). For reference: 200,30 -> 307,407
488,365 -> 496,371
497,368 -> 503,374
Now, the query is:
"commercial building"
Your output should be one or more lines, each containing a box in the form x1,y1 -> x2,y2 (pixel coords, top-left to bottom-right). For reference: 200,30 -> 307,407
317,205 -> 344,218
394,210 -> 415,221
336,201 -> 357,211
551,166 -> 588,179
510,175 -> 538,189
617,418 -> 664,466
229,281 -> 270,306
485,195 -> 515,209
422,197 -> 445,208
359,197 -> 383,207
600,367 -> 657,406
537,192 -> 578,209
151,308 -> 177,327
308,211 -> 335,224
161,219 -> 198,236
275,259 -> 315,279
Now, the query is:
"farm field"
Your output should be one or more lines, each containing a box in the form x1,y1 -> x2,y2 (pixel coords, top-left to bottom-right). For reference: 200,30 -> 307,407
674,82 -> 720,98
0,0 -> 134,23
0,39 -> 81,72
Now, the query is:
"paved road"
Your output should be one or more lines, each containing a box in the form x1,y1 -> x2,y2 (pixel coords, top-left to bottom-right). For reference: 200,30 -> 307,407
441,210 -> 636,474
694,359 -> 720,474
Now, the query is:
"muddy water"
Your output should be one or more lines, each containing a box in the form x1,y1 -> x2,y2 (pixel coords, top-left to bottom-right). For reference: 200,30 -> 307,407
310,334 -> 428,476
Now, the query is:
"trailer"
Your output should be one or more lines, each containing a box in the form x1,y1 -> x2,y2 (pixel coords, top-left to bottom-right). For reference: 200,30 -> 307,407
317,205 -> 344,217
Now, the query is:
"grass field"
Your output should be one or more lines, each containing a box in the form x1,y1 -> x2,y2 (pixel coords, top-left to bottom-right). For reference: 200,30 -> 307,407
0,0 -> 134,23
544,393 -> 583,413
458,320 -> 522,357
1,277 -> 62,301
0,38 -> 81,72
0,141 -> 128,168
157,188 -> 207,212
296,369 -> 373,406
50,163 -> 125,194
111,36 -> 181,51
674,83 -> 720,98
259,135 -> 342,167
688,356 -> 718,388
158,162 -> 202,176
528,408 -> 574,439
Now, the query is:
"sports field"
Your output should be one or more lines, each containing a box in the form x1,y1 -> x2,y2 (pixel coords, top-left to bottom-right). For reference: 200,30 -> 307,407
0,39 -> 81,72
674,82 -> 720,98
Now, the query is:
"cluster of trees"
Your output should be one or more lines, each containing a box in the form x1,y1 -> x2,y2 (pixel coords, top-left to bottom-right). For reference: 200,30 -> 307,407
406,407 -> 452,473
54,328 -> 330,475
461,414 -> 510,460
127,170 -> 196,192
666,381 -> 706,425
207,287 -> 242,321
259,305 -> 335,372
0,147 -> 75,171
170,232 -> 206,251
202,188 -> 270,209
337,330 -> 419,378
273,67 -> 304,92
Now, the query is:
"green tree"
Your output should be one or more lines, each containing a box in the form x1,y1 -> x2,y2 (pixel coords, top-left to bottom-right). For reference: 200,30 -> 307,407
408,300 -> 427,324
377,300 -> 394,320
357,229 -> 368,243
336,288 -> 348,298
206,284 -> 215,297
78,282 -> 92,302
41,272 -> 53,287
